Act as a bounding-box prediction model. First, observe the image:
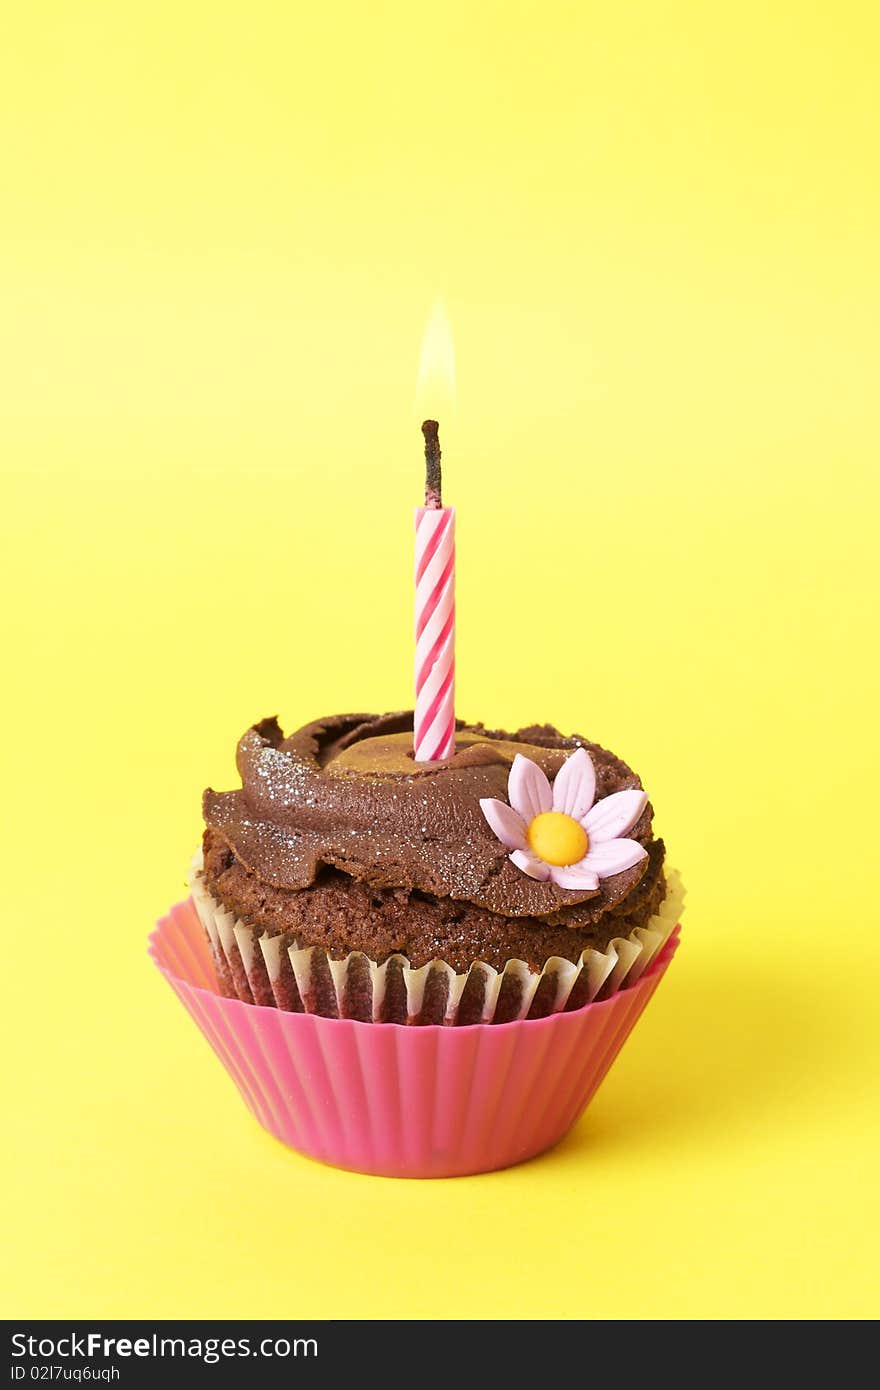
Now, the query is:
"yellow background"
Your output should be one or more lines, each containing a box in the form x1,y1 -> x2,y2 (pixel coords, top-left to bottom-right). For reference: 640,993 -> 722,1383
2,1 -> 878,1321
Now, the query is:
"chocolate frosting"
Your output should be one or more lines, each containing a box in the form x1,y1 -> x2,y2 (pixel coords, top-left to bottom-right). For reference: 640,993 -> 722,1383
202,713 -> 658,926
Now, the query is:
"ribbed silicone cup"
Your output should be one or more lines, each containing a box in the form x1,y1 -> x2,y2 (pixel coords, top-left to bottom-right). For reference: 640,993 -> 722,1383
150,899 -> 680,1178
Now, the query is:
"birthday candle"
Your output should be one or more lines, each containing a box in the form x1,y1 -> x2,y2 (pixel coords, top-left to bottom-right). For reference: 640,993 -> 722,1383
414,420 -> 455,762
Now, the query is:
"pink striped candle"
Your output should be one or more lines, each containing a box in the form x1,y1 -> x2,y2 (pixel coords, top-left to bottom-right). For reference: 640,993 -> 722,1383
414,420 -> 455,762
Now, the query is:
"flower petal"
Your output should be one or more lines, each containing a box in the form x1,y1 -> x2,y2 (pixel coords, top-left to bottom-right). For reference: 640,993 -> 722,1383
479,797 -> 528,850
551,746 -> 596,820
548,862 -> 600,890
509,848 -> 551,881
583,788 -> 648,843
581,837 -> 648,877
508,754 -> 552,822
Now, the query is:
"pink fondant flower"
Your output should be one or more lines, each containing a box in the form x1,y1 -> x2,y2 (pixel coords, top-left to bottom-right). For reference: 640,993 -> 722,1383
479,748 -> 648,889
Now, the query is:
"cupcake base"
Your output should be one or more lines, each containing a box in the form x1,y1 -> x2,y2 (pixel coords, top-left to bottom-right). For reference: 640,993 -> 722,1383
150,898 -> 681,1178
190,855 -> 684,1025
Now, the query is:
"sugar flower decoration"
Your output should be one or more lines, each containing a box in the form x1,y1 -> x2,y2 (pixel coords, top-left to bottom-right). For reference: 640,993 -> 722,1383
479,749 -> 648,889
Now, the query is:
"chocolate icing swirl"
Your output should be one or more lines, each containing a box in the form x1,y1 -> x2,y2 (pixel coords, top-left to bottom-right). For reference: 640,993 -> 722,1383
202,713 -> 658,925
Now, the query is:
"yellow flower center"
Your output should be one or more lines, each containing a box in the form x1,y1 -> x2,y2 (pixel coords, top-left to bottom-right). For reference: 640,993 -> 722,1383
527,811 -> 589,867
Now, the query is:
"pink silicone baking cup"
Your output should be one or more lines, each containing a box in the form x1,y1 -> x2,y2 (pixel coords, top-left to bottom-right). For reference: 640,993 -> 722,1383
150,898 -> 680,1178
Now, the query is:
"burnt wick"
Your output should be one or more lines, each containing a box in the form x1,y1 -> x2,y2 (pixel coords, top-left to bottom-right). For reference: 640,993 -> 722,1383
422,419 -> 442,509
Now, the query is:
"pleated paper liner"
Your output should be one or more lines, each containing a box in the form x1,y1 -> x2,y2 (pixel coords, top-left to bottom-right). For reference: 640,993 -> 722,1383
150,900 -> 681,1177
188,852 -> 684,1025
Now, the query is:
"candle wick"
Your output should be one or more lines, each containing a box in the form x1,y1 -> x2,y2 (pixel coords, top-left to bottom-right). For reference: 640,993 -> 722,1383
422,419 -> 442,509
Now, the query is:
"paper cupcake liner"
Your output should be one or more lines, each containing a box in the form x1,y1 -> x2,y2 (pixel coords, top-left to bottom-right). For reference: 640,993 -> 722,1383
188,853 -> 684,1026
150,899 -> 681,1177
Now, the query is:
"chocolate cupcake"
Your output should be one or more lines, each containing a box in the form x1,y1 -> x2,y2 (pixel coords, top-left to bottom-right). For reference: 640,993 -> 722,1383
192,712 -> 681,1026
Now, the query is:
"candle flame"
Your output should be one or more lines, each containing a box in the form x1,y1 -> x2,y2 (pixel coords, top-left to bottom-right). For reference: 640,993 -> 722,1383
414,299 -> 456,426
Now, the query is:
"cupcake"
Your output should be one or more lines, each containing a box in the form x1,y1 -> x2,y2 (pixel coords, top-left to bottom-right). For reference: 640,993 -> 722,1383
191,711 -> 680,1025
153,708 -> 681,1175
